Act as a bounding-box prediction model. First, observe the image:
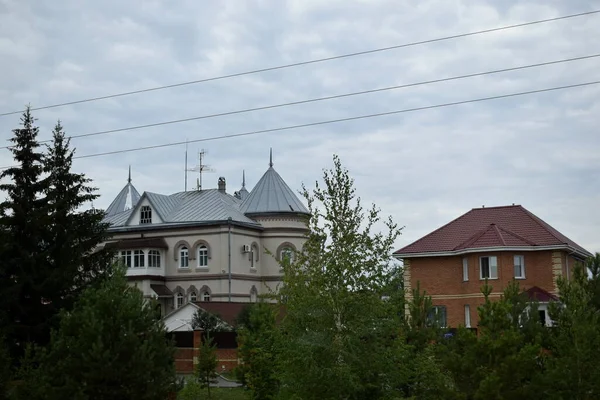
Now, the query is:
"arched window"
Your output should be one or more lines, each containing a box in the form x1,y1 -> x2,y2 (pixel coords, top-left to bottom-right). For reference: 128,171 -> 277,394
133,250 -> 145,267
179,247 -> 189,268
148,250 -> 161,268
176,293 -> 184,308
250,286 -> 258,303
202,291 -> 211,302
281,247 -> 294,264
197,245 -> 208,267
189,292 -> 197,302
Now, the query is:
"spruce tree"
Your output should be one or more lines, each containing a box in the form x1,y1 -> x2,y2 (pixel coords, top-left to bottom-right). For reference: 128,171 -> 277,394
0,106 -> 49,359
41,121 -> 112,315
12,266 -> 177,400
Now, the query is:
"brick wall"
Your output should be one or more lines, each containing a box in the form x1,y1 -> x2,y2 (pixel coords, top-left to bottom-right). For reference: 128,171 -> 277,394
407,250 -> 566,327
173,330 -> 240,375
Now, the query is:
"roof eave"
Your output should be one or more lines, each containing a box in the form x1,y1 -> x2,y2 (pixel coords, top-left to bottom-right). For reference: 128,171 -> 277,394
393,244 -> 592,259
245,211 -> 311,218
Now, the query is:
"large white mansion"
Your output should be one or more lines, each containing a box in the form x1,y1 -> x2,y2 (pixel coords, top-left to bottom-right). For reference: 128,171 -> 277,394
100,151 -> 309,316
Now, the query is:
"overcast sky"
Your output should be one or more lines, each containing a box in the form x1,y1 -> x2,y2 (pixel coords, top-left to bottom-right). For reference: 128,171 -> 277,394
0,0 -> 598,253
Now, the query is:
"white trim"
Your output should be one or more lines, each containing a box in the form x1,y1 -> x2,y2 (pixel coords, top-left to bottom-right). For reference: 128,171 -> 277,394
394,244 -> 590,259
514,255 -> 526,279
464,304 -> 471,328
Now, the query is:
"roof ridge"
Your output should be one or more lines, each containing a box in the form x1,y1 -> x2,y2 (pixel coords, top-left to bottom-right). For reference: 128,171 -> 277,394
472,204 -> 521,210
453,224 -> 495,250
491,224 -> 506,246
519,206 -> 567,245
397,209 -> 475,254
496,224 -> 537,246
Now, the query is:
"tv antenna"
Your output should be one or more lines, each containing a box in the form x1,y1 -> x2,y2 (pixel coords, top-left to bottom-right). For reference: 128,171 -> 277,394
185,148 -> 214,191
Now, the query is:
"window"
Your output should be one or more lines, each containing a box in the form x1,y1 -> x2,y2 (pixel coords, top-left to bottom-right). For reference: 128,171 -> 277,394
189,292 -> 197,302
179,247 -> 189,268
480,256 -> 498,279
281,247 -> 294,264
176,293 -> 184,308
140,205 -> 152,224
197,245 -> 208,267
202,291 -> 211,302
133,250 -> 145,267
251,290 -> 257,303
514,255 -> 525,279
538,309 -> 547,326
428,306 -> 447,328
148,250 -> 161,268
462,257 -> 469,281
120,250 -> 132,268
465,305 -> 471,328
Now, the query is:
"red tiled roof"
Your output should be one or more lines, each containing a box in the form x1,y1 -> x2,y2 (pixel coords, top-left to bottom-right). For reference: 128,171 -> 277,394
394,205 -> 590,257
525,286 -> 558,302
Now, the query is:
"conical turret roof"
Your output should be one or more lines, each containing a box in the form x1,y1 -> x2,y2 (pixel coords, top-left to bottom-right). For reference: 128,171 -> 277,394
105,166 -> 141,217
240,150 -> 309,215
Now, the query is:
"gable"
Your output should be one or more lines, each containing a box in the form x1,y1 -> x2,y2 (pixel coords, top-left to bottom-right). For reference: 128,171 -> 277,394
125,194 -> 164,226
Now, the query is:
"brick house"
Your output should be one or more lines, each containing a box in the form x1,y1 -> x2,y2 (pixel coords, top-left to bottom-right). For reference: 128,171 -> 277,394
393,205 -> 592,328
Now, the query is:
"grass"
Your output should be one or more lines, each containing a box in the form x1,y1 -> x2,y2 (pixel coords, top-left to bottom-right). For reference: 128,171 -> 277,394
209,387 -> 250,399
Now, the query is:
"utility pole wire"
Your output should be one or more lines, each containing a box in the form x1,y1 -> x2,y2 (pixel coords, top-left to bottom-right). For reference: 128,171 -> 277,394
1,53 -> 597,150
0,9 -> 597,117
0,80 -> 596,170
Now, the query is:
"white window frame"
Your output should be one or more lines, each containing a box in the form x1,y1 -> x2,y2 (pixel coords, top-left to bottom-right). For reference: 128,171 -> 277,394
429,306 -> 447,328
462,257 -> 469,281
514,255 -> 525,279
197,245 -> 208,268
201,291 -> 211,302
179,247 -> 189,268
464,304 -> 471,328
148,250 -> 161,268
140,205 -> 152,224
120,250 -> 132,268
479,256 -> 498,280
189,292 -> 197,302
176,293 -> 184,308
133,250 -> 145,268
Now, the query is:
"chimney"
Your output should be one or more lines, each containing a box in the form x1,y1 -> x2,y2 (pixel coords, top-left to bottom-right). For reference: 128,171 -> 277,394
218,177 -> 226,193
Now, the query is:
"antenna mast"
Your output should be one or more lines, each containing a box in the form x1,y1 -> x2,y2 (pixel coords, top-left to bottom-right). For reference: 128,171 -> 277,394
187,149 -> 214,191
184,139 -> 188,192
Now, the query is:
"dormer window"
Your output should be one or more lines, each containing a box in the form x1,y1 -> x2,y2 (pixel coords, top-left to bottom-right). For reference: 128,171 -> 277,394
140,205 -> 152,224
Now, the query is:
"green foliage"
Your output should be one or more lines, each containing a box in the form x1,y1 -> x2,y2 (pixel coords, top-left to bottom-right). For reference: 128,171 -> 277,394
11,266 -> 177,400
545,253 -> 600,399
196,335 -> 218,398
0,107 -> 49,359
275,155 -> 405,399
177,378 -> 204,400
192,308 -> 231,335
0,335 -> 10,400
0,111 -> 111,364
237,303 -> 279,399
438,281 -> 548,400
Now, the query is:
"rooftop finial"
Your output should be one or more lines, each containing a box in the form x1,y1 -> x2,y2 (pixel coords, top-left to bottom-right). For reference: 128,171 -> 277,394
242,170 -> 246,188
128,165 -> 131,183
269,148 -> 273,168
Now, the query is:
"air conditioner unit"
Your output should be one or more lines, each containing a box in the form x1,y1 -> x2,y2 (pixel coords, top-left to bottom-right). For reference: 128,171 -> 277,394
242,244 -> 251,253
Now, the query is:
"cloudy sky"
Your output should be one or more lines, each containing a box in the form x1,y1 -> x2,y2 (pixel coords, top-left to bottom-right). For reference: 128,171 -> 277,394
0,0 -> 598,253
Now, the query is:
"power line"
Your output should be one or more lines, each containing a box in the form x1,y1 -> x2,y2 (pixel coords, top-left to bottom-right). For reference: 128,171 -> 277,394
0,9 -> 598,118
0,80 -> 597,170
2,53 -> 597,150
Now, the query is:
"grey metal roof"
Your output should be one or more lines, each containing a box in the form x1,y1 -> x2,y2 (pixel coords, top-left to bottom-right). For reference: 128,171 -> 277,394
105,182 -> 141,218
240,166 -> 309,215
104,189 -> 260,228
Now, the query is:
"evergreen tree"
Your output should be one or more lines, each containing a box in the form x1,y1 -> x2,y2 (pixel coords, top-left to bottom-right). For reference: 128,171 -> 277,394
41,121 -> 112,316
12,266 -> 177,400
546,254 -> 600,399
0,107 -> 49,360
438,281 -> 548,399
195,335 -> 218,399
